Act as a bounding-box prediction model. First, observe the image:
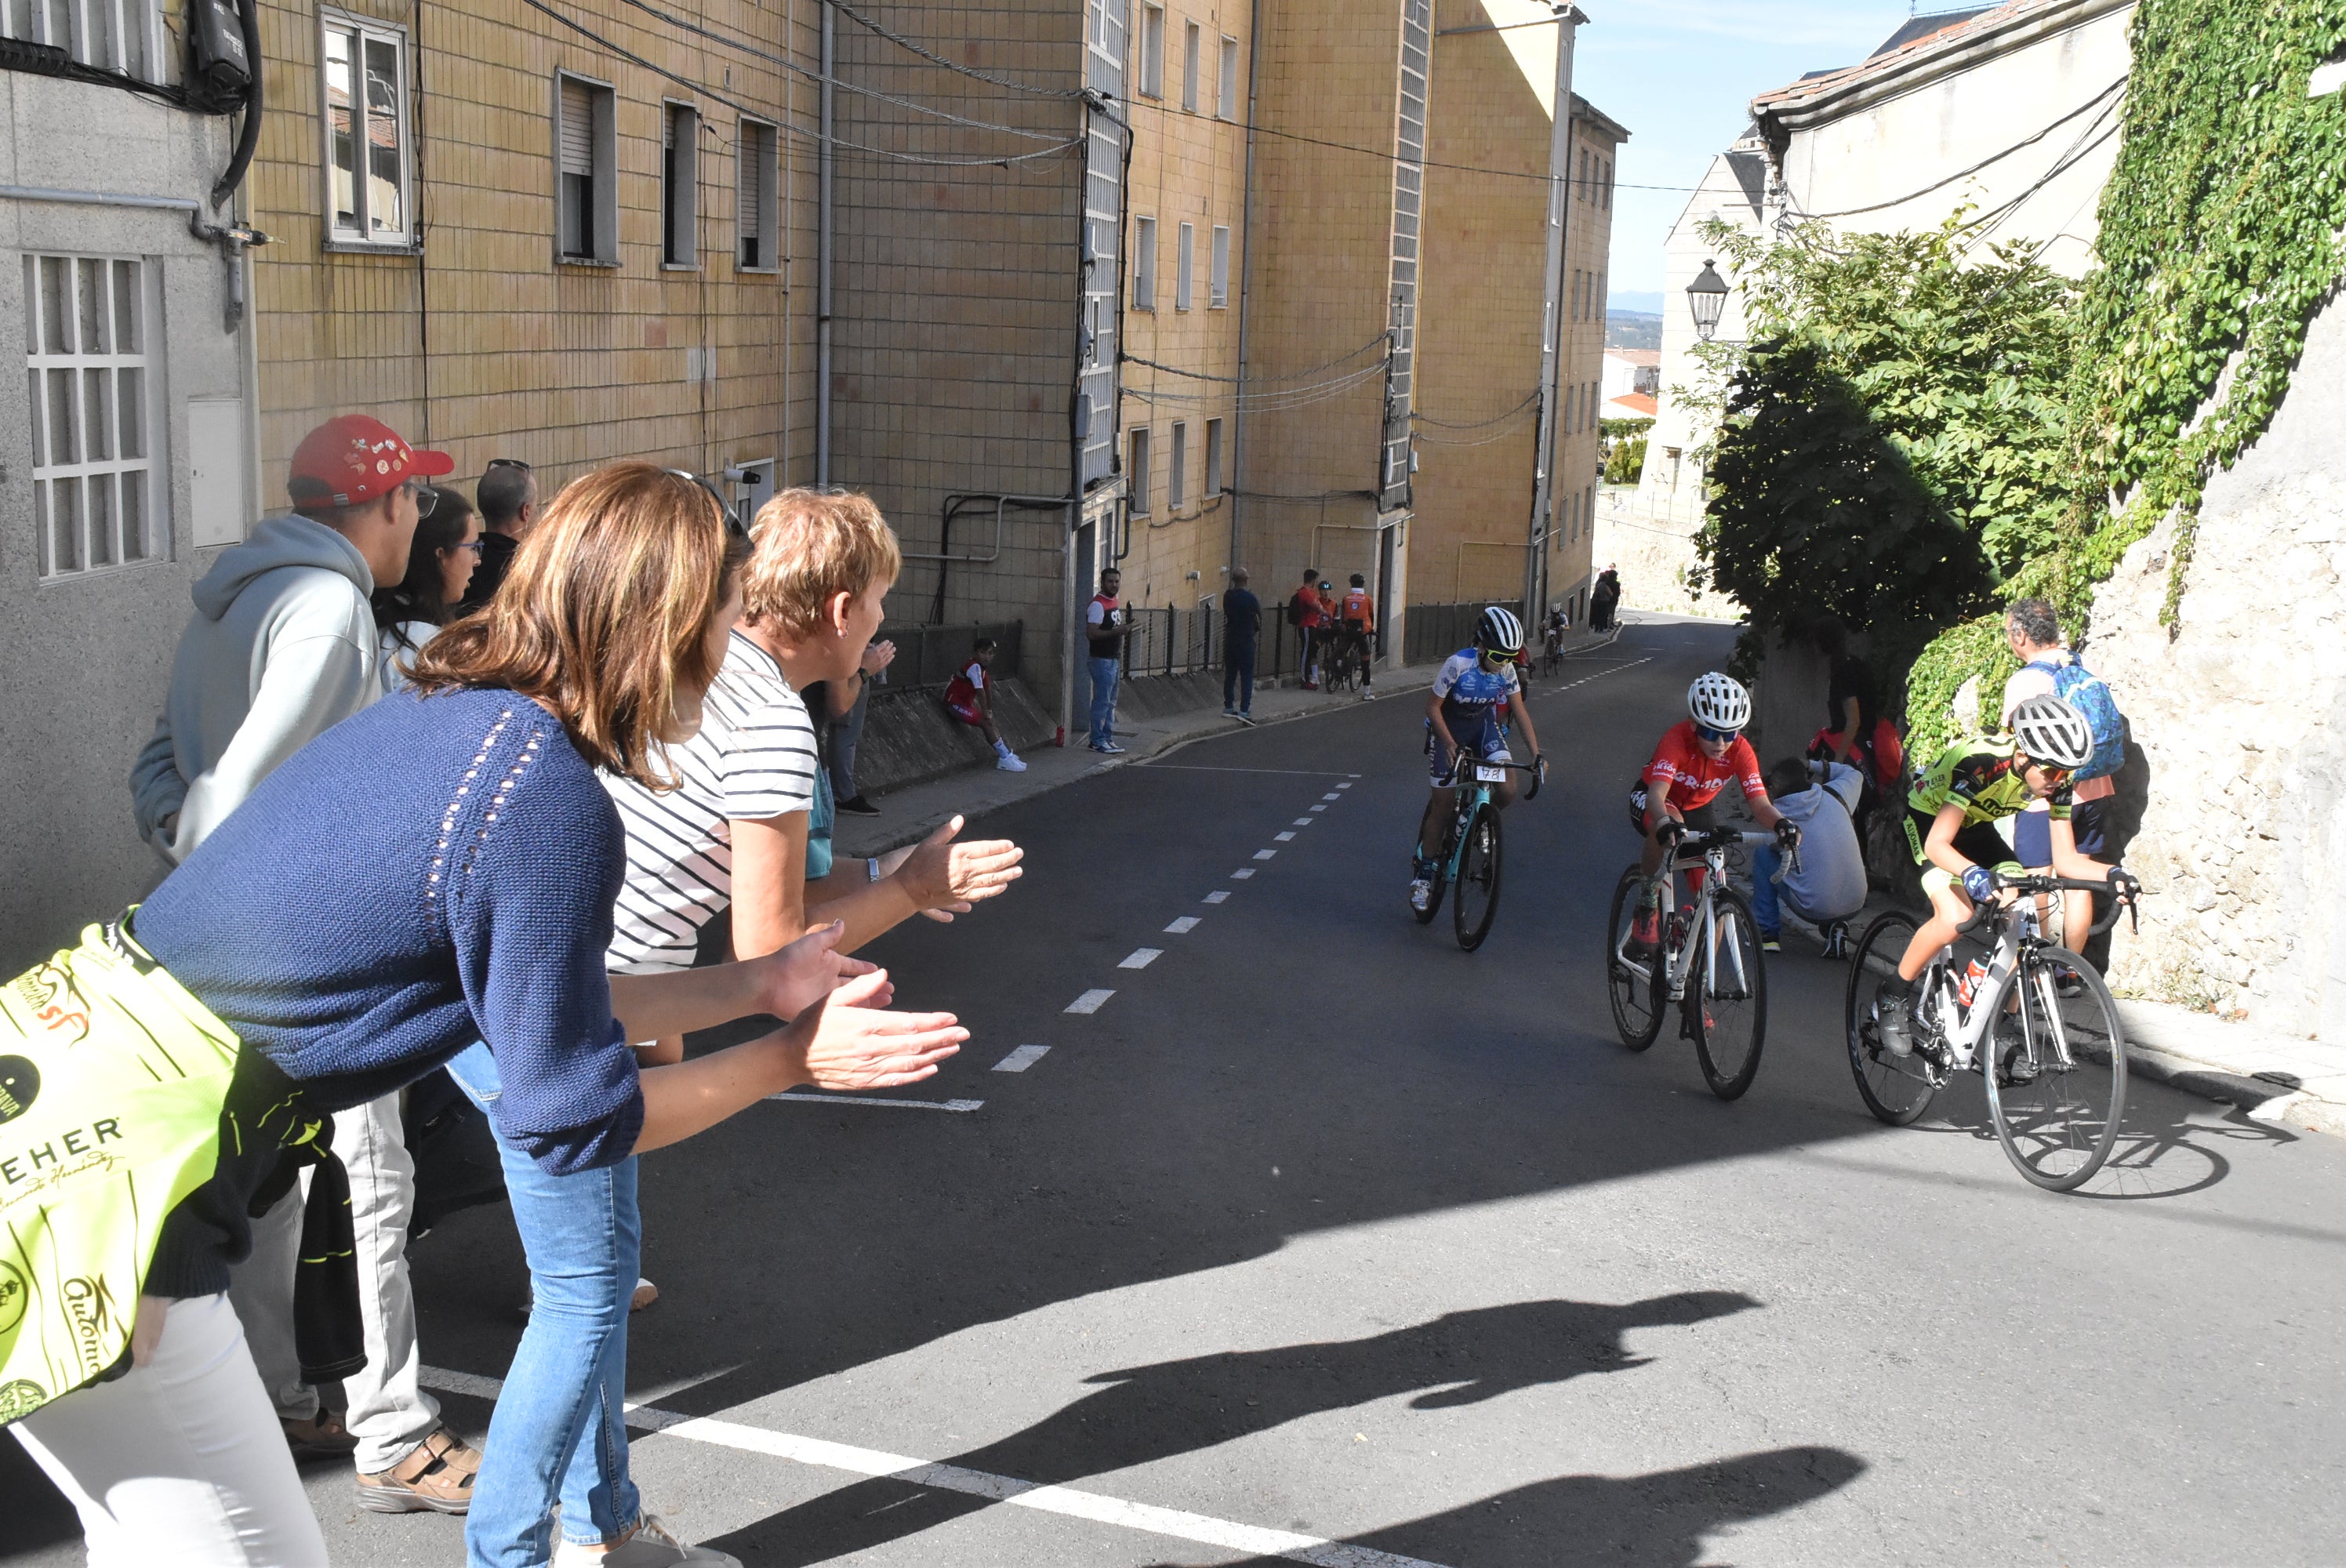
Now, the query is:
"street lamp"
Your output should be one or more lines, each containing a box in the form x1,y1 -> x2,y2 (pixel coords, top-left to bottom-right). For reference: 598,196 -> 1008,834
1687,259 -> 1729,343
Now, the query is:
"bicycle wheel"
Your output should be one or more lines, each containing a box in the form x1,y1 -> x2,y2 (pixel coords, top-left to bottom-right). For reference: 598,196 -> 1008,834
1452,804 -> 1502,951
1982,947 -> 2128,1192
1844,910 -> 1938,1125
1605,866 -> 1664,1051
1692,888 -> 1767,1099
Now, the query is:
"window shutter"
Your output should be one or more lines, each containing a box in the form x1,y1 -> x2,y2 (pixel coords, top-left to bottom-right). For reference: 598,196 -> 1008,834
560,78 -> 594,176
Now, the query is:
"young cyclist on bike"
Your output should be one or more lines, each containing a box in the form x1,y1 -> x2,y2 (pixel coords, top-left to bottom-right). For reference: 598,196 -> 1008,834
1625,672 -> 1799,956
1338,572 -> 1375,692
1875,694 -> 2133,1058
1411,606 -> 1544,913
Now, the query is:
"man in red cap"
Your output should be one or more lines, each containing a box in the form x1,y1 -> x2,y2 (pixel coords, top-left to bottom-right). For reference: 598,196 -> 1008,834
129,413 -> 477,1511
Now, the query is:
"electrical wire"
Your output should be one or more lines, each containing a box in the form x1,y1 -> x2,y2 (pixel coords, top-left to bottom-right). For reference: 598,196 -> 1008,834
1788,77 -> 2125,220
1123,360 -> 1390,412
830,0 -> 1087,99
1412,390 -> 1539,430
1121,328 -> 1390,384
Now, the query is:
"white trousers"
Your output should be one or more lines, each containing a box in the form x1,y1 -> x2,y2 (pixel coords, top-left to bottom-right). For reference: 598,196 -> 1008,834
12,1292 -> 330,1567
229,1087 -> 440,1473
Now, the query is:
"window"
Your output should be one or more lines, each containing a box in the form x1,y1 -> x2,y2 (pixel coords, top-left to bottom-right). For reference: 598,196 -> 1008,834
1578,147 -> 1590,201
662,102 -> 700,268
1175,221 -> 1193,310
1603,158 -> 1614,209
24,255 -> 163,579
556,73 -> 618,264
1210,224 -> 1229,307
1182,20 -> 1199,111
1204,417 -> 1222,499
1595,270 -> 1606,321
1138,2 -> 1164,98
1132,216 -> 1156,310
738,117 -> 779,270
321,13 -> 412,245
1,0 -> 155,76
1128,427 -> 1152,514
1218,35 -> 1239,119
1169,422 -> 1187,509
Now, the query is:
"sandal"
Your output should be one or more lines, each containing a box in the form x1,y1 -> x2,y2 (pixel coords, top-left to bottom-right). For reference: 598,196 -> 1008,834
281,1409 -> 358,1459
357,1426 -> 482,1515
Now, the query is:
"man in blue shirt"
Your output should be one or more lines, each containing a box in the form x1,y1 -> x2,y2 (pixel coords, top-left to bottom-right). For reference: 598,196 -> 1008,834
1222,568 -> 1262,722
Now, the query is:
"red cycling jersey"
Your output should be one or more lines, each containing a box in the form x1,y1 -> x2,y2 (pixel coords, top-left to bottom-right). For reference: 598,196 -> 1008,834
1643,720 -> 1765,811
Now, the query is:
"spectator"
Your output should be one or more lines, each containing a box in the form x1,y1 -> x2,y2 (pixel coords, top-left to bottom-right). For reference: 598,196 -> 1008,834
459,456 -> 536,613
1288,568 -> 1324,689
1752,756 -> 1868,956
1338,572 -> 1375,692
2000,597 -> 2119,960
1814,616 -> 1883,848
1222,567 -> 1261,721
125,414 -> 478,1508
1589,564 -> 1621,631
375,484 -> 481,691
820,636 -> 893,816
946,637 -> 1026,769
1086,566 -> 1128,753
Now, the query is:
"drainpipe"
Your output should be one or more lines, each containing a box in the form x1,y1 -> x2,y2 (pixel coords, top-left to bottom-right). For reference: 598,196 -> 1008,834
1229,0 -> 1263,575
816,0 -> 835,486
1524,5 -> 1582,619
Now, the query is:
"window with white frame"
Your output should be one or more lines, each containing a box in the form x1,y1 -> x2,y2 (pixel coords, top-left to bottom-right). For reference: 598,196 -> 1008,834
1209,224 -> 1229,307
1175,221 -> 1193,310
1169,421 -> 1187,509
662,101 -> 700,268
24,255 -> 164,579
321,13 -> 413,245
1138,2 -> 1164,97
1204,416 -> 1222,499
1128,426 -> 1151,514
557,72 -> 619,264
738,117 -> 779,270
1132,215 -> 1156,309
1218,34 -> 1239,119
0,0 -> 158,78
1182,19 -> 1199,111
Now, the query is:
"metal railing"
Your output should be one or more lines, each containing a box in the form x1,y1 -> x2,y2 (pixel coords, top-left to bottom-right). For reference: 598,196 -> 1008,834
1403,601 -> 1524,667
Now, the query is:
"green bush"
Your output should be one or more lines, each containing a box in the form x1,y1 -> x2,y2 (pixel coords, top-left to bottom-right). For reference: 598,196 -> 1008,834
1603,436 -> 1647,485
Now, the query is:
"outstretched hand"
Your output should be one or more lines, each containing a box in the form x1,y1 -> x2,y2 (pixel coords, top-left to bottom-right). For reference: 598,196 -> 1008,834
786,967 -> 966,1091
887,815 -> 1024,916
754,921 -> 881,1021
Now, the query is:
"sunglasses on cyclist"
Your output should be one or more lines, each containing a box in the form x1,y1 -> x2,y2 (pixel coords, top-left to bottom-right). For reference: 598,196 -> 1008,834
2023,758 -> 2075,787
1694,723 -> 1740,745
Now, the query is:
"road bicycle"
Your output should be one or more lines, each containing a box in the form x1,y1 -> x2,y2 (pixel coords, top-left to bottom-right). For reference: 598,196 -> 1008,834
1604,829 -> 1792,1100
1320,626 -> 1367,694
1534,616 -> 1567,678
1413,753 -> 1544,952
1844,872 -> 2141,1192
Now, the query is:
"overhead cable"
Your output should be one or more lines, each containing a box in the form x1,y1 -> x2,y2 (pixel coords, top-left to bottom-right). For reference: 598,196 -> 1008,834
1413,390 -> 1538,430
1121,329 -> 1390,385
1790,78 -> 2125,220
830,0 -> 1087,99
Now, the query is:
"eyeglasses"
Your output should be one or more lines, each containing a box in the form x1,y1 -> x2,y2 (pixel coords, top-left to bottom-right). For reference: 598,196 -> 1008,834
448,538 -> 486,556
1694,724 -> 1741,745
2025,760 -> 2075,787
485,457 -> 532,473
405,481 -> 439,518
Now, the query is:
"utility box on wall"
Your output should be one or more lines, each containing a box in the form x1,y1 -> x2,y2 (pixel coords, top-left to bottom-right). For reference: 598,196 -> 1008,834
187,397 -> 249,547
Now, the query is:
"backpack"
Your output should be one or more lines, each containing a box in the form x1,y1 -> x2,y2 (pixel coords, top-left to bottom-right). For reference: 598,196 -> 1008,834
2030,656 -> 2128,782
1285,591 -> 1309,628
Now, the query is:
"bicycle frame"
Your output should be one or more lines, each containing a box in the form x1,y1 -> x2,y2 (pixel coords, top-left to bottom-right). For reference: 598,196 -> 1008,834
1617,831 -> 1778,1004
1435,756 -> 1538,881
1912,877 -> 2120,1079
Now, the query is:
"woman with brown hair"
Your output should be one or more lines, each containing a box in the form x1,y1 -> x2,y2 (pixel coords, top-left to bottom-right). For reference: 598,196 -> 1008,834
5,463 -> 964,1566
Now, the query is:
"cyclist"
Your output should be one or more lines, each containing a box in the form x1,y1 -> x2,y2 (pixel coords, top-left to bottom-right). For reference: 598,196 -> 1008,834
1411,606 -> 1544,912
1625,672 -> 1799,956
1875,694 -> 2130,1058
1338,572 -> 1375,691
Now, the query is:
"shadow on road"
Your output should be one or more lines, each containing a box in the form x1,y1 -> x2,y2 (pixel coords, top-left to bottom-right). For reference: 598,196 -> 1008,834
699,1294 -> 1762,1565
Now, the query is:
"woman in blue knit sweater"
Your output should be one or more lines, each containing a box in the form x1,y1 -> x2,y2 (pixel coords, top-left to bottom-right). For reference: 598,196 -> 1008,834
9,464 -> 967,1566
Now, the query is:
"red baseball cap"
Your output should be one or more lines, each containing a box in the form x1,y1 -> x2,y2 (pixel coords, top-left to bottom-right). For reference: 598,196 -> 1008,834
287,414 -> 454,509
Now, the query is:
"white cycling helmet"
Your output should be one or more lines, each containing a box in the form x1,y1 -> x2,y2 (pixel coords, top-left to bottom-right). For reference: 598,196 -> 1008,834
1476,604 -> 1525,655
2010,693 -> 2094,769
1687,672 -> 1751,732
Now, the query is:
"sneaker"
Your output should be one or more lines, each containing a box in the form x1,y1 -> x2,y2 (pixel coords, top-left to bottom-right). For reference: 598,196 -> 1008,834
1821,920 -> 1851,960
1236,711 -> 1255,725
2054,966 -> 2086,999
836,794 -> 881,817
552,1512 -> 741,1567
1876,993 -> 1914,1058
996,751 -> 1027,772
1223,706 -> 1239,717
1758,929 -> 1782,953
1090,740 -> 1124,755
1301,681 -> 1319,691
1409,878 -> 1433,913
1624,906 -> 1661,958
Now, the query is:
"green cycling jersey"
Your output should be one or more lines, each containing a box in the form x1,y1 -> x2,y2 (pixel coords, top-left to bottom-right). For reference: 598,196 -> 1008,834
1906,735 -> 2072,844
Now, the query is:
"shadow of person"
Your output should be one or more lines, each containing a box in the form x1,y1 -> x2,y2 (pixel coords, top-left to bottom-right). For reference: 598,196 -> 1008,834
703,1292 -> 1760,1566
1223,1444 -> 1868,1568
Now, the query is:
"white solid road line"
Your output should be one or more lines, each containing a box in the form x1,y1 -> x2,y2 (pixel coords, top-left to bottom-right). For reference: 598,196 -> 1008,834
992,1044 -> 1051,1073
1204,890 -> 1231,903
1066,988 -> 1116,1014
416,1367 -> 1451,1568
1119,948 -> 1163,969
1164,916 -> 1201,934
1253,849 -> 1277,861
766,1092 -> 985,1112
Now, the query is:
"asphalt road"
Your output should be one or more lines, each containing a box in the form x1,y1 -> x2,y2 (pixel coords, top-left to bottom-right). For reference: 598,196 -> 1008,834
9,615 -> 2345,1566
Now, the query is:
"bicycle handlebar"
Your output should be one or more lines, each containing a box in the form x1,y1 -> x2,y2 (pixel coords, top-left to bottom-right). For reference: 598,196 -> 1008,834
1954,871 -> 2143,939
1439,756 -> 1545,796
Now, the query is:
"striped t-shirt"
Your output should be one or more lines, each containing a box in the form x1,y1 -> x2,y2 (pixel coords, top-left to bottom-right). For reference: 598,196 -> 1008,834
603,630 -> 819,972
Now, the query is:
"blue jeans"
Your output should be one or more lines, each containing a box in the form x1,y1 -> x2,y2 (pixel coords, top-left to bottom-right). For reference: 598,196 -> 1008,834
1088,656 -> 1121,747
1223,643 -> 1255,713
446,1044 -> 641,1567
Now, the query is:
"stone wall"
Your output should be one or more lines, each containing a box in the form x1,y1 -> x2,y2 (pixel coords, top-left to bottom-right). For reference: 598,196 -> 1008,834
2084,292 -> 2346,1040
1588,487 -> 1741,620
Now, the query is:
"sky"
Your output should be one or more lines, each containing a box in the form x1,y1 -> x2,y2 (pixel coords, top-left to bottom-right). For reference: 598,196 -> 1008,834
1565,0 -> 1940,307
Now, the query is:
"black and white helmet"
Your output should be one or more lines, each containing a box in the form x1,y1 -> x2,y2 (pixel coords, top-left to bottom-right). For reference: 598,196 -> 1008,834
2010,694 -> 2094,769
1476,604 -> 1524,655
1687,671 -> 1751,731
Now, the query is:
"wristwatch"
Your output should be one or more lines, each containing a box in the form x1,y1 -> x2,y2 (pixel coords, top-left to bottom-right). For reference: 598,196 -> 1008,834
867,857 -> 882,884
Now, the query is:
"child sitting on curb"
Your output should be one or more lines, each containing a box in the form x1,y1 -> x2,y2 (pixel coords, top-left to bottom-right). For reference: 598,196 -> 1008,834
945,637 -> 1026,771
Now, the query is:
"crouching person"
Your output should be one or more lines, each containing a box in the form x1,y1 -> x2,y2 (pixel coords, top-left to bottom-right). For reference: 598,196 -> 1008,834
1750,757 -> 1869,957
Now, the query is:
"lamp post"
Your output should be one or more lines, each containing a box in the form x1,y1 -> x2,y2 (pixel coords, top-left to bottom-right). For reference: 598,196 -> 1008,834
1686,259 -> 1729,343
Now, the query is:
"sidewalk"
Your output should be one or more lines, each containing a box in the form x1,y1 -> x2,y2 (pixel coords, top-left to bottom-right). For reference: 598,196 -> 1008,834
2113,1000 -> 2346,1138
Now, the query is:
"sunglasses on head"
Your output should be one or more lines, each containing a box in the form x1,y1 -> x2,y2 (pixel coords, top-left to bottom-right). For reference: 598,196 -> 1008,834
665,469 -> 748,537
1694,723 -> 1740,745
485,457 -> 532,473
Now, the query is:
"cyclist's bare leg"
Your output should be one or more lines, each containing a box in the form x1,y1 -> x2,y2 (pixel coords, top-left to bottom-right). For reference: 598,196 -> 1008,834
1636,802 -> 1686,880
1419,786 -> 1456,858
1900,882 -> 1974,982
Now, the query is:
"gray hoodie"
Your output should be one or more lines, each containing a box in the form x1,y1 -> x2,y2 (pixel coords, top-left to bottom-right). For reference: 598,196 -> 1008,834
129,514 -> 381,865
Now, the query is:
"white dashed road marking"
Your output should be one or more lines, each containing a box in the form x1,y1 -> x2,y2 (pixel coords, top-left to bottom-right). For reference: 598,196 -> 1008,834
1311,804 -> 1327,812
992,1044 -> 1051,1073
1254,849 -> 1277,861
1204,890 -> 1231,903
1292,818 -> 1314,826
1066,989 -> 1116,1014
1275,832 -> 1295,842
1164,916 -> 1201,935
1231,868 -> 1255,880
1323,793 -> 1342,801
1119,948 -> 1163,970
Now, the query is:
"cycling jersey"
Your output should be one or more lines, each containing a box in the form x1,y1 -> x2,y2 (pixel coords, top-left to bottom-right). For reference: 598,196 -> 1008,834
1340,587 -> 1373,627
1641,720 -> 1763,812
1906,735 -> 2072,838
1432,647 -> 1519,736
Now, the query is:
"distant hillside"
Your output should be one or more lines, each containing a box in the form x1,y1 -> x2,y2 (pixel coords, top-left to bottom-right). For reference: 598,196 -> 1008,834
1607,310 -> 1661,351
